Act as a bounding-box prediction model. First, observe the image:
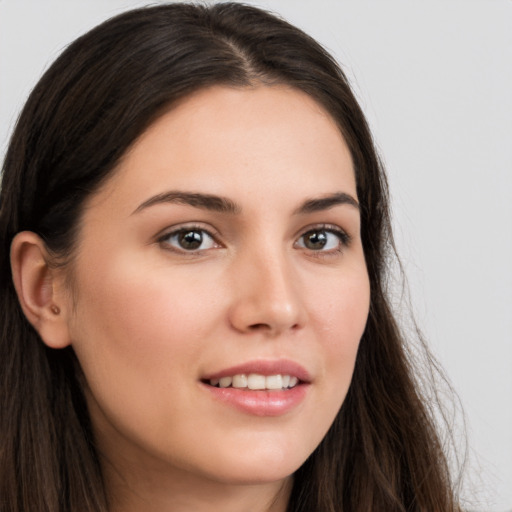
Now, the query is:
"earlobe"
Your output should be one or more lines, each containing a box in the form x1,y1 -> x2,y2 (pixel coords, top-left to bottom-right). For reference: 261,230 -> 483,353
10,231 -> 71,349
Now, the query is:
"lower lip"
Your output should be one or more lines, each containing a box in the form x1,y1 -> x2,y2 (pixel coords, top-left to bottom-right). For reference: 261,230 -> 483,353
202,383 -> 309,417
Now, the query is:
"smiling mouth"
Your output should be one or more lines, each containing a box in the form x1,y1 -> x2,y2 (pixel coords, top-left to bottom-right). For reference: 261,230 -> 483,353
203,373 -> 300,391
201,366 -> 309,416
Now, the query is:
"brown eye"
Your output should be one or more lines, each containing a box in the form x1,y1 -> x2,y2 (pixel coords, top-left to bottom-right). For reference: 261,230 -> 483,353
303,230 -> 328,250
297,228 -> 348,252
178,230 -> 203,250
161,228 -> 217,252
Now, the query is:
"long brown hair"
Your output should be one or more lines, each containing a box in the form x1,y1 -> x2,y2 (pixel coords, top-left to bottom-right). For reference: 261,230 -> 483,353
0,3 -> 460,510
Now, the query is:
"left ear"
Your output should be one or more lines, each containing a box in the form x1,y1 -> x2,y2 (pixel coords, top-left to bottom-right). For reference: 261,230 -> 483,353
10,231 -> 72,349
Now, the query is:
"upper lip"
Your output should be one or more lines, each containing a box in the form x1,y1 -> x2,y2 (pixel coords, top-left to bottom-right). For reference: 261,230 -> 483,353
202,359 -> 312,383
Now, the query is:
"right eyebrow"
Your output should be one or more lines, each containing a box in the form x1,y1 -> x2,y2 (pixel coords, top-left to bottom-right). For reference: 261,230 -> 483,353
294,192 -> 359,214
131,191 -> 241,215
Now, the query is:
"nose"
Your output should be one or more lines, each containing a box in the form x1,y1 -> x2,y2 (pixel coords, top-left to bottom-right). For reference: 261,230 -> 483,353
227,249 -> 307,337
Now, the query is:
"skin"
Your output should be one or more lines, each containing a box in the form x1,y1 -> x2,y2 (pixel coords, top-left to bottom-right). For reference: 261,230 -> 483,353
12,85 -> 370,511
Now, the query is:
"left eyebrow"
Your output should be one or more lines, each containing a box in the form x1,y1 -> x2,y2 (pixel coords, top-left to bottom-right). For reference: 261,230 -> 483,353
132,191 -> 241,215
294,192 -> 359,214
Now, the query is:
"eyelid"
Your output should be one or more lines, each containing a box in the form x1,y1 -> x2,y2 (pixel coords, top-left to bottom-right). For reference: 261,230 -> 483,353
297,223 -> 351,241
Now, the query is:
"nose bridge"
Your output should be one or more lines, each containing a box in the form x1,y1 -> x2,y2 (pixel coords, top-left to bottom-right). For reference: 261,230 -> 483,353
228,237 -> 306,335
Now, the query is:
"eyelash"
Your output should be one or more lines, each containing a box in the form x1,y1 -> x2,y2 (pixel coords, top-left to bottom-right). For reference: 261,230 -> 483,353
157,223 -> 351,256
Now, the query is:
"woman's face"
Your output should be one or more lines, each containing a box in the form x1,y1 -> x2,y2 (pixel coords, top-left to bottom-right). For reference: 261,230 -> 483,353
65,86 -> 370,487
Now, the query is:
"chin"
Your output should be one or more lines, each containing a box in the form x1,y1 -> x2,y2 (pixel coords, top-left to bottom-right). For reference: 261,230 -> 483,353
194,443 -> 308,486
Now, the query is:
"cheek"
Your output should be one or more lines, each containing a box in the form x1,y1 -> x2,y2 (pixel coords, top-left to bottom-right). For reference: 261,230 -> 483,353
310,264 -> 370,346
71,253 -> 220,359
306,264 -> 370,403
67,253 -> 230,461
67,253 -> 224,431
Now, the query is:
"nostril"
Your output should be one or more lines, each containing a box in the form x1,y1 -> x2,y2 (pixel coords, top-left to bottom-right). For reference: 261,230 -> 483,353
247,322 -> 301,334
248,323 -> 271,331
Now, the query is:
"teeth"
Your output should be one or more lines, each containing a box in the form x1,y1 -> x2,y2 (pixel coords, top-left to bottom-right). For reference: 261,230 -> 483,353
219,376 -> 232,388
209,374 -> 299,390
232,374 -> 248,388
248,374 -> 266,390
266,374 -> 283,390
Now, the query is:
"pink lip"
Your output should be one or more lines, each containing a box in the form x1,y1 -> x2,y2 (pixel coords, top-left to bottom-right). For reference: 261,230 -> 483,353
202,359 -> 312,382
200,359 -> 311,417
202,385 -> 308,417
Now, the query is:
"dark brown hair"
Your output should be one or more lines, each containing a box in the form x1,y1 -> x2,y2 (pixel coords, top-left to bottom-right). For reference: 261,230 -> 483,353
0,3 -> 460,511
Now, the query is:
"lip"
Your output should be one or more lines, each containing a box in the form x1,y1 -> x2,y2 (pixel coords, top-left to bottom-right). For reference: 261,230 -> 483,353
202,385 -> 308,417
200,359 -> 311,417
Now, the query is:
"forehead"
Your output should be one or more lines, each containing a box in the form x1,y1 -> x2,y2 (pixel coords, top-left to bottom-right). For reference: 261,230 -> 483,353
89,85 -> 356,214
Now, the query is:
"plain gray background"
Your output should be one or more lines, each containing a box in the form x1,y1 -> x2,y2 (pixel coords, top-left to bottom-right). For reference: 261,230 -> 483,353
1,1 -> 510,510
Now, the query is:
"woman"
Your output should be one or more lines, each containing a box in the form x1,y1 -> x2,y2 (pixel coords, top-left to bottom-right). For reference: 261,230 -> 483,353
0,3 -> 461,511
